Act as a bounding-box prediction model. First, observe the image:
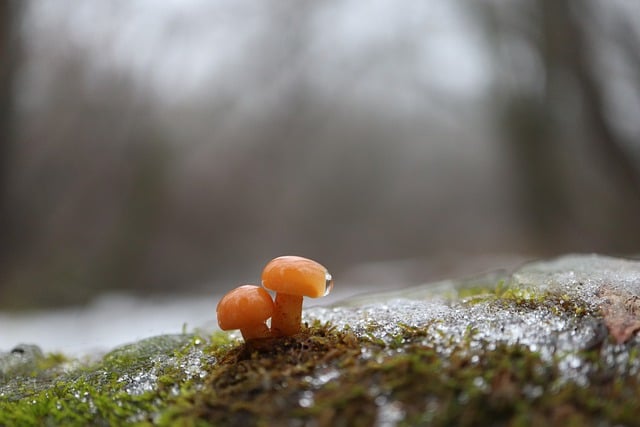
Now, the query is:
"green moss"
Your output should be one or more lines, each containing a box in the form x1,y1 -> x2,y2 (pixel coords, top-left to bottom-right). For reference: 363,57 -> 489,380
455,280 -> 594,318
0,283 -> 631,426
103,334 -> 193,369
0,333 -> 209,426
155,323 -> 640,427
456,280 -> 503,301
0,323 -> 639,426
36,352 -> 69,371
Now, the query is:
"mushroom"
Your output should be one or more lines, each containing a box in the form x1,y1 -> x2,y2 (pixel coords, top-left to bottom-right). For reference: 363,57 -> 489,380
261,255 -> 333,337
216,285 -> 275,341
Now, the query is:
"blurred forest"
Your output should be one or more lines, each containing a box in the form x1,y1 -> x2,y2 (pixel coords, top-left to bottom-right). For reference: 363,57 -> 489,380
0,0 -> 639,308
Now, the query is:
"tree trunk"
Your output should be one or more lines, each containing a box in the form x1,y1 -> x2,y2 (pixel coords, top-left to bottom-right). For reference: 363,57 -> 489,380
0,0 -> 19,276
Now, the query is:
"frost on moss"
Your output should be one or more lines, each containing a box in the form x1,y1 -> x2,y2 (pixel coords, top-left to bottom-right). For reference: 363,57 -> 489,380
2,254 -> 640,426
0,333 -> 228,425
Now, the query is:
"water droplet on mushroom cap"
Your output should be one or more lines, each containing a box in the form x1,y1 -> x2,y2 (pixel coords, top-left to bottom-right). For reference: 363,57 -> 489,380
324,271 -> 334,296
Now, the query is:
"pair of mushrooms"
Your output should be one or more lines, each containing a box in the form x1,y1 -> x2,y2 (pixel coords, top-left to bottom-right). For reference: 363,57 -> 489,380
216,256 -> 333,340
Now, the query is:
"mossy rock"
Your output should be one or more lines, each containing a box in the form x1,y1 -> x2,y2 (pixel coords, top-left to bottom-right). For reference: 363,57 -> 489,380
2,254 -> 640,426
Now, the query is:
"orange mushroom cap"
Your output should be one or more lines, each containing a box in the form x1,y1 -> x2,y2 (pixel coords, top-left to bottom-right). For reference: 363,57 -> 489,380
216,285 -> 274,331
261,256 -> 333,298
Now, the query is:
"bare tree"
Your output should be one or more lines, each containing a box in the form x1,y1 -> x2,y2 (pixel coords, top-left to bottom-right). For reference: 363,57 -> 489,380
0,0 -> 20,278
481,0 -> 640,252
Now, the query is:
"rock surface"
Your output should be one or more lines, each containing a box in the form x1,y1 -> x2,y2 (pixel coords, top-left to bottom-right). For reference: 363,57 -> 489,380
2,254 -> 640,426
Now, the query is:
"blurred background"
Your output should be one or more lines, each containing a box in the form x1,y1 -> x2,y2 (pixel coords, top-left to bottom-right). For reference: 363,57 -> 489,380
1,0 -> 640,315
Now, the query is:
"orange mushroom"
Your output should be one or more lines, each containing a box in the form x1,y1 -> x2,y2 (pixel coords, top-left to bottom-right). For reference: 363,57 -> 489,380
261,256 -> 333,337
216,285 -> 275,341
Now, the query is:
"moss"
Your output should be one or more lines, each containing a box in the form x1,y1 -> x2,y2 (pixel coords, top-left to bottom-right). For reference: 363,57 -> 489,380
0,279 -> 634,426
102,334 -> 193,369
156,322 -> 640,427
455,280 -> 594,318
1,323 -> 639,426
36,352 -> 69,371
0,333 -> 208,426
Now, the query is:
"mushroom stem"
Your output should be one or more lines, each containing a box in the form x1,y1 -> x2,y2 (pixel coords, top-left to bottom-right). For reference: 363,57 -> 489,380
240,322 -> 272,340
271,293 -> 303,337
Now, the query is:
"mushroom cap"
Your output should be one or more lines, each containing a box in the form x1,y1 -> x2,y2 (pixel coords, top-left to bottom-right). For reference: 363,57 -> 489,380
216,285 -> 274,331
261,255 -> 332,298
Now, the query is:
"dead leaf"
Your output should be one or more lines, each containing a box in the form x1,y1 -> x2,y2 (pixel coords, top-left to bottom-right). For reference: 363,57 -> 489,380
597,286 -> 640,344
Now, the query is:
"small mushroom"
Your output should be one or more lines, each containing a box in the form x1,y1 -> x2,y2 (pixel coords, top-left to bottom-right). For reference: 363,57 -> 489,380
261,255 -> 333,337
216,285 -> 275,341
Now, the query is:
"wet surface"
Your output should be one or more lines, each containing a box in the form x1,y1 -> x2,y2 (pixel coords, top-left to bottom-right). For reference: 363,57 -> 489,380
304,254 -> 640,387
